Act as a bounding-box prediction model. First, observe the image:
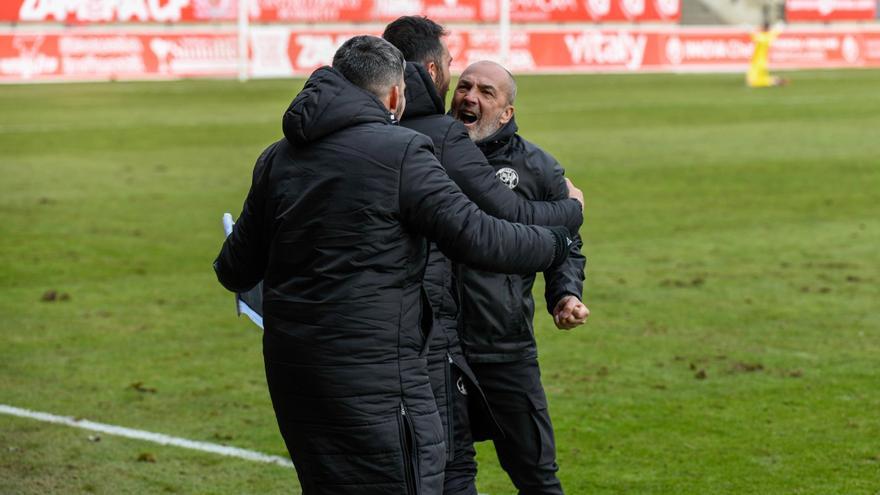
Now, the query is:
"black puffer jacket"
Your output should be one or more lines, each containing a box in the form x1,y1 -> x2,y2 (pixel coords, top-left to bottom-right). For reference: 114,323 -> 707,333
399,62 -> 584,452
213,67 -> 568,495
400,63 -> 583,324
458,118 -> 587,364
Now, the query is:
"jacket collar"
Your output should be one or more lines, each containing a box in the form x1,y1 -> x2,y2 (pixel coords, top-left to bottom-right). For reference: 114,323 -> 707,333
475,116 -> 519,156
402,62 -> 445,119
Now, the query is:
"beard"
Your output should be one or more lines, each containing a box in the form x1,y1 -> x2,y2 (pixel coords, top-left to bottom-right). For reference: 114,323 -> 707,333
433,73 -> 450,105
465,110 -> 505,142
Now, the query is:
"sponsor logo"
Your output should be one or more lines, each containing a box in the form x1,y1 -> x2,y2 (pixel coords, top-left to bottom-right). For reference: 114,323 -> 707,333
665,36 -> 682,65
513,0 -> 577,12
621,0 -> 646,19
372,0 -> 421,16
841,35 -> 860,63
584,0 -> 611,18
496,167 -> 519,189
425,0 -> 476,19
663,35 -> 753,63
456,376 -> 467,395
564,31 -> 647,70
59,36 -> 145,75
786,0 -> 876,15
294,34 -> 353,70
193,0 -> 235,19
0,35 -> 58,78
149,36 -> 237,74
654,0 -> 679,17
18,0 -> 190,22
261,0 -> 358,22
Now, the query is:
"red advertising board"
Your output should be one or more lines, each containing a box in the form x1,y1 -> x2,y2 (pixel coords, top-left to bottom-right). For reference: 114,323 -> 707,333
786,0 -> 876,22
0,31 -> 238,82
507,0 -> 681,23
0,0 -> 679,24
3,27 -> 880,82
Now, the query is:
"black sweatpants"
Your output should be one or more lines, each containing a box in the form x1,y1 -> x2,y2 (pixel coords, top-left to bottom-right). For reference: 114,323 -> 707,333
470,359 -> 563,495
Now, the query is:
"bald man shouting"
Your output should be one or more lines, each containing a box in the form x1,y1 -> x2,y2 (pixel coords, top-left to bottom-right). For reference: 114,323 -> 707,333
451,61 -> 589,494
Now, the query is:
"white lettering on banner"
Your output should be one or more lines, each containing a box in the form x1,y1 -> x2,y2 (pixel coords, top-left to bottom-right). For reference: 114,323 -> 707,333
865,38 -> 880,59
621,0 -> 645,18
59,36 -> 143,55
665,36 -> 753,64
260,0 -> 357,21
18,0 -> 190,22
295,34 -> 353,69
787,0 -> 875,12
372,0 -> 421,17
425,3 -> 477,18
584,0 -> 611,17
63,55 -> 145,74
0,36 -> 59,78
773,35 -> 839,51
463,49 -> 536,69
512,0 -> 577,12
149,36 -> 237,74
564,32 -> 647,69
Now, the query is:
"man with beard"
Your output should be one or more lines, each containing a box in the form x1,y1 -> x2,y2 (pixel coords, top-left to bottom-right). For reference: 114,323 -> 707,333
383,16 -> 585,495
214,36 -> 576,495
451,60 -> 589,494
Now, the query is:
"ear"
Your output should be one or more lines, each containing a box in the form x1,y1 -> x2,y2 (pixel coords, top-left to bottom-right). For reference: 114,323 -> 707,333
425,60 -> 438,82
387,84 -> 400,113
499,105 -> 514,125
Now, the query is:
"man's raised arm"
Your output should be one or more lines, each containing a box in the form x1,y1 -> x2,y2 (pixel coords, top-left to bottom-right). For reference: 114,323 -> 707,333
441,121 -> 583,233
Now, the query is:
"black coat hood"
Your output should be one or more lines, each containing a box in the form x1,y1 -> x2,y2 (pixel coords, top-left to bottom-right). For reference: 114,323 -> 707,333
282,66 -> 395,146
402,62 -> 445,119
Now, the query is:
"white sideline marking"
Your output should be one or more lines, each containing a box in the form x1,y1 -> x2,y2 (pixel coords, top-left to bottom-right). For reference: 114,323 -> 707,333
0,404 -> 293,469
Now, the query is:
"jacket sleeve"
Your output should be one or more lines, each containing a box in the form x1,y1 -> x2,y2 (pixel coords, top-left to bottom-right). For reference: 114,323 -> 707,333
442,121 -> 582,233
540,152 -> 587,313
213,144 -> 275,293
399,134 -> 567,274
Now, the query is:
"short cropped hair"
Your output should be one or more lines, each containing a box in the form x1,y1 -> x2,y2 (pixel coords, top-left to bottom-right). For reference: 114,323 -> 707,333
332,35 -> 405,99
382,16 -> 447,66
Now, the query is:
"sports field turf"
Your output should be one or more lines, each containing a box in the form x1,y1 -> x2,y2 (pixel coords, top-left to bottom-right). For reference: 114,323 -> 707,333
1,69 -> 879,494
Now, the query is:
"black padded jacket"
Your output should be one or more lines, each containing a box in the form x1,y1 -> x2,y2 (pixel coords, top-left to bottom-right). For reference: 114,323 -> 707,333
213,66 -> 568,495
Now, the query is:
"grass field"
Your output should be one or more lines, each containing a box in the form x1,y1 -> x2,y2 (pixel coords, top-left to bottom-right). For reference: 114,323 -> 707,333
1,69 -> 879,494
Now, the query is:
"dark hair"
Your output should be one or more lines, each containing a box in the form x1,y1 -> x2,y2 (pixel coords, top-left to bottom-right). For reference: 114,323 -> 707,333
382,16 -> 447,66
332,35 -> 405,99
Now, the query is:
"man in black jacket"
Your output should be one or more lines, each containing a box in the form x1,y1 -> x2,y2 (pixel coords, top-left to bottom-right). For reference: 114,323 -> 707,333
214,36 -> 574,495
383,16 -> 585,495
451,61 -> 589,494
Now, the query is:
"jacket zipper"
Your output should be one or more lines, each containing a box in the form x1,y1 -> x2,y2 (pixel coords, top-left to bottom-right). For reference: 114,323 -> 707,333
445,353 -> 455,458
399,402 -> 418,495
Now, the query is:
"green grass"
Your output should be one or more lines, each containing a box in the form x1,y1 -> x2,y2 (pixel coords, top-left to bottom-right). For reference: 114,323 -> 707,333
1,70 -> 879,494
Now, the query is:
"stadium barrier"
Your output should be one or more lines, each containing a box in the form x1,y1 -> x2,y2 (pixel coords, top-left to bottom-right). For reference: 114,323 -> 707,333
0,0 -> 681,24
2,25 -> 880,82
785,0 -> 877,22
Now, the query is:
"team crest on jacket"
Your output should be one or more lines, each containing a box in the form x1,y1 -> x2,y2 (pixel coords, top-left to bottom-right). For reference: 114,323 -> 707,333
496,167 -> 519,189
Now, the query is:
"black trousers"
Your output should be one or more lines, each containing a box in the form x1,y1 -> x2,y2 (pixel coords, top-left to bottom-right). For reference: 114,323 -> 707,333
470,359 -> 563,495
442,365 -> 478,495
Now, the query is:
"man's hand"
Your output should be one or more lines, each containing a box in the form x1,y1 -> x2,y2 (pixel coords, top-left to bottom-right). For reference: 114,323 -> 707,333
565,178 -> 584,211
552,295 -> 589,330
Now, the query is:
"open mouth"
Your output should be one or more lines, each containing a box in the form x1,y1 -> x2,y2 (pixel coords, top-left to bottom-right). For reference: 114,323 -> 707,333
459,111 -> 478,125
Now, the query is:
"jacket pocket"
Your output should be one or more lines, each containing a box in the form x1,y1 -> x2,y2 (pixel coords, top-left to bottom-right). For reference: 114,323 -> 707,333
397,402 -> 419,495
